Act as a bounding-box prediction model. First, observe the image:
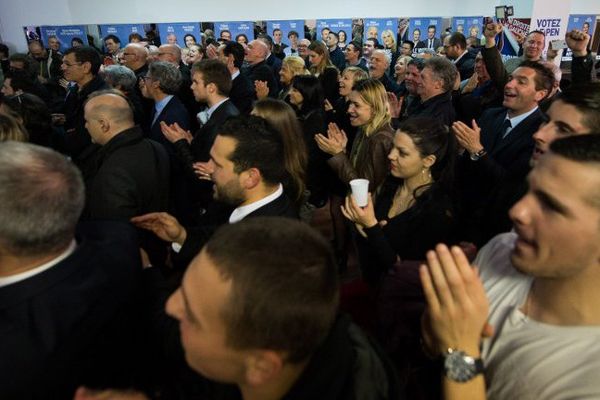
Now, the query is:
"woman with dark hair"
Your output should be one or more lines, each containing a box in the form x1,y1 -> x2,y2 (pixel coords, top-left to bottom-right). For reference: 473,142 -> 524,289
338,30 -> 348,49
342,116 -> 459,284
183,34 -> 197,49
307,41 -> 339,103
0,93 -> 66,152
288,75 -> 329,208
235,33 -> 249,45
251,98 -> 308,209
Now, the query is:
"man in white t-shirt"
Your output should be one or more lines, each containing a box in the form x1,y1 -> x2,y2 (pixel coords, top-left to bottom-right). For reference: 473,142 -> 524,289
420,134 -> 600,400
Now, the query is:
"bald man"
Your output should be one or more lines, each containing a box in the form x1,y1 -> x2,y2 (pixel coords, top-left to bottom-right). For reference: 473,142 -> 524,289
81,90 -> 170,222
121,43 -> 148,79
242,39 -> 278,97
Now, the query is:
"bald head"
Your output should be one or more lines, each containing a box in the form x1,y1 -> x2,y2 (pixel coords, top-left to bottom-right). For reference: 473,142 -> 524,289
122,43 -> 147,70
245,40 -> 268,65
84,91 -> 134,144
158,44 -> 181,65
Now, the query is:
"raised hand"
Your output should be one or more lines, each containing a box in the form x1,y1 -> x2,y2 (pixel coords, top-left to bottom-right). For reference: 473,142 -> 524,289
254,80 -> 269,99
565,29 -> 590,56
160,122 -> 193,144
130,212 -> 187,245
192,161 -> 214,181
452,120 -> 483,154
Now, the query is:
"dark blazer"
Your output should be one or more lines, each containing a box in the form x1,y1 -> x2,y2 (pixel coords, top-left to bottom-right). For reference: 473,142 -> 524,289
63,75 -> 109,159
378,73 -> 402,97
176,192 -> 299,267
243,61 -> 279,98
329,46 -> 346,71
416,37 -> 441,50
410,91 -> 455,126
318,66 -> 340,104
455,50 -> 476,81
173,99 -> 239,211
149,95 -> 191,153
229,72 -> 255,114
265,53 -> 282,82
0,222 -> 148,399
457,106 -> 543,222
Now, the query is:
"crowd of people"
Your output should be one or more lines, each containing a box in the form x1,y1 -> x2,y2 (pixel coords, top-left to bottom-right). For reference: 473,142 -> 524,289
1,19 -> 600,400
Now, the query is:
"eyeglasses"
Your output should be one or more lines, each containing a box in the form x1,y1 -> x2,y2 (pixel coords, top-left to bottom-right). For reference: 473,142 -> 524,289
139,75 -> 153,83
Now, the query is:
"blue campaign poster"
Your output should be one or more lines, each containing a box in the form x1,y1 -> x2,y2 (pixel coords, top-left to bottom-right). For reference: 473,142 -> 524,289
407,17 -> 443,50
363,18 -> 399,51
157,22 -> 201,48
316,19 -> 353,45
40,25 -> 88,52
452,16 -> 483,39
98,24 -> 146,46
266,20 -> 304,47
563,14 -> 596,59
214,21 -> 255,44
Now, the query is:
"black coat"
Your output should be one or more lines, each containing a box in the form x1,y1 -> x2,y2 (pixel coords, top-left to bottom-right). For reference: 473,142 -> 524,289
243,61 -> 279,98
229,72 -> 255,114
0,222 -> 149,399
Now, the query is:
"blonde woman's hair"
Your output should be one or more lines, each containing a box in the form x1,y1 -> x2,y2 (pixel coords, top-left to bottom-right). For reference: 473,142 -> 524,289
0,112 -> 28,142
308,41 -> 335,75
282,56 -> 310,77
342,66 -> 369,82
351,78 -> 391,136
382,29 -> 397,53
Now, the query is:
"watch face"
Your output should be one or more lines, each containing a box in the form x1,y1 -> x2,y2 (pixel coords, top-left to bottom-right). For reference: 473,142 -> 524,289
444,350 -> 478,382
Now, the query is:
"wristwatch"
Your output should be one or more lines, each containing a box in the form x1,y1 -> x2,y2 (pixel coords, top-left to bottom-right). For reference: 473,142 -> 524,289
470,149 -> 487,161
443,348 -> 484,382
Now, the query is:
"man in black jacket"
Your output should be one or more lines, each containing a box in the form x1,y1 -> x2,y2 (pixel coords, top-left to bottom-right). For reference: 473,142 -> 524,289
60,46 -> 108,160
243,39 -> 279,98
219,41 -> 254,114
133,115 -> 297,268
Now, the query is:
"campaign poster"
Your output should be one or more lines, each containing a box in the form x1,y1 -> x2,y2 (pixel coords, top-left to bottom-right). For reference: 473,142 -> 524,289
407,17 -> 443,52
40,25 -> 88,52
214,21 -> 255,44
530,0 -> 573,61
363,18 -> 399,52
266,20 -> 305,47
98,24 -> 146,46
23,26 -> 42,44
495,18 -> 531,57
157,22 -> 202,48
316,19 -> 353,45
452,16 -> 483,39
563,14 -> 596,60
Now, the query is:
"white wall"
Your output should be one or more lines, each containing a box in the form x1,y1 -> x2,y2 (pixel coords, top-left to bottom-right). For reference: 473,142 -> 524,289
1,0 -> 598,51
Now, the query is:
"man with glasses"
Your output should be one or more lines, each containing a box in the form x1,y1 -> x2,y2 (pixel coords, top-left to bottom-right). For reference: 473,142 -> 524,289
60,46 -> 108,161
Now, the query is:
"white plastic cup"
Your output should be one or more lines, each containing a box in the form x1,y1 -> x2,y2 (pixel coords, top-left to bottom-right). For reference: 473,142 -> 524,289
349,179 -> 369,207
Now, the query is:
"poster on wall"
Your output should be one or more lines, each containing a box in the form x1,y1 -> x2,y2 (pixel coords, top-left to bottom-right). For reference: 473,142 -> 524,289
157,22 -> 201,48
316,19 -> 352,46
266,20 -> 304,47
563,14 -> 596,60
363,18 -> 400,53
408,18 -> 443,52
214,21 -> 254,44
22,26 -> 42,44
452,16 -> 483,40
98,24 -> 146,46
40,25 -> 89,52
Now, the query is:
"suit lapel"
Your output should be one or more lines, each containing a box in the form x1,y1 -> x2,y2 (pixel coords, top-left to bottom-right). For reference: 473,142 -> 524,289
490,110 -> 540,155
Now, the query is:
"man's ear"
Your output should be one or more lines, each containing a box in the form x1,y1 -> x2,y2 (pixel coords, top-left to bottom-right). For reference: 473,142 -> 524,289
241,168 -> 261,189
99,118 -> 110,133
244,350 -> 284,387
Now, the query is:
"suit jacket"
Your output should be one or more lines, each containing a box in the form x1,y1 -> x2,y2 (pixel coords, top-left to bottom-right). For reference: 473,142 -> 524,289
410,91 -> 455,126
0,222 -> 148,399
416,37 -> 441,50
455,50 -> 476,81
243,61 -> 279,98
173,99 -> 240,211
229,72 -> 255,114
457,107 -> 543,222
176,192 -> 299,267
329,46 -> 346,71
149,95 -> 191,153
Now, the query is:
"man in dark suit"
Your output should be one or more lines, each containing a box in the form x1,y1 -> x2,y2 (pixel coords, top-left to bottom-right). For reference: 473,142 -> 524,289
133,115 -> 298,268
417,25 -> 442,51
410,56 -> 457,126
444,32 -> 476,81
219,41 -> 254,114
326,31 -> 346,71
257,34 -> 283,83
161,59 -> 239,214
369,49 -> 400,95
344,41 -> 368,72
0,142 -> 146,399
243,39 -> 279,98
454,60 -> 555,231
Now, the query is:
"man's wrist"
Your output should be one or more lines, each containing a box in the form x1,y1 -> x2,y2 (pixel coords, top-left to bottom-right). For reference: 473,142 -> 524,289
175,228 -> 187,246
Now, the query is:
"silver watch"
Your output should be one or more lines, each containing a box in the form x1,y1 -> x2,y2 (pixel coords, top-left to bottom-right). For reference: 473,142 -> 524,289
443,348 -> 484,382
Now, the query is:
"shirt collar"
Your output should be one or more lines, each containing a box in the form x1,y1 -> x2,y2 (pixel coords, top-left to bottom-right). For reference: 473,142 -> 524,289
155,95 -> 174,114
0,240 -> 76,288
453,50 -> 468,64
229,184 -> 283,223
206,97 -> 229,120
506,106 -> 538,129
231,70 -> 240,80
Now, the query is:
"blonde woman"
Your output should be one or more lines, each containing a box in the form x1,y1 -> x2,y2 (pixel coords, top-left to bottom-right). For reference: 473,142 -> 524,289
307,41 -> 339,103
315,78 -> 394,193
256,56 -> 309,101
0,112 -> 28,142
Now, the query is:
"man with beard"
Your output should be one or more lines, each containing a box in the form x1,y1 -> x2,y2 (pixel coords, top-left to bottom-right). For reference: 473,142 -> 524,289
132,115 -> 298,267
